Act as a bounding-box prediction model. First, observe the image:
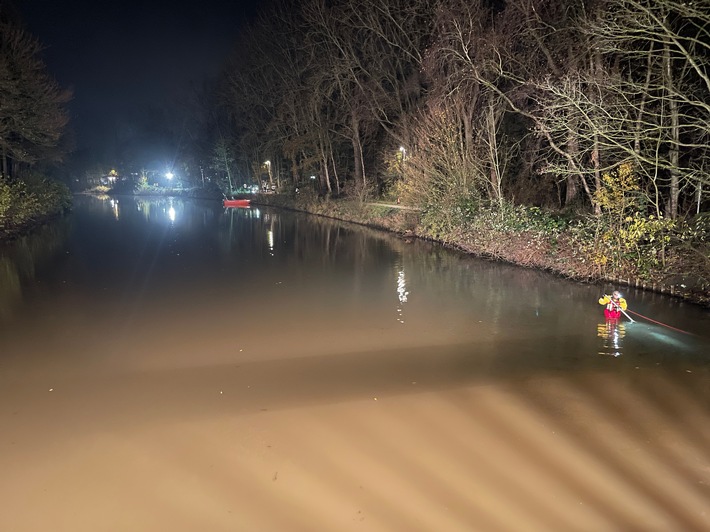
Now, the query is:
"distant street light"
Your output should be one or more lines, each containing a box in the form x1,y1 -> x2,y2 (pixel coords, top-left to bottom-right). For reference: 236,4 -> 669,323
264,160 -> 273,187
165,172 -> 174,180
398,147 -> 406,179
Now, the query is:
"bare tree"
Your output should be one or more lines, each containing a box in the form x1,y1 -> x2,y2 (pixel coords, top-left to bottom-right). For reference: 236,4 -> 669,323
419,0 -> 525,207
586,0 -> 710,219
302,0 -> 431,190
210,138 -> 236,195
220,10 -> 288,183
0,21 -> 71,178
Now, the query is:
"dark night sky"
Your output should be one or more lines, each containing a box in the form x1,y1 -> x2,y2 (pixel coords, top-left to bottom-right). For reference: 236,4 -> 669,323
18,0 -> 259,157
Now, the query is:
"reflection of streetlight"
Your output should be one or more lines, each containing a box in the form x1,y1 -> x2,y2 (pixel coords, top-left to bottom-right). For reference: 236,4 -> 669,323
396,269 -> 408,324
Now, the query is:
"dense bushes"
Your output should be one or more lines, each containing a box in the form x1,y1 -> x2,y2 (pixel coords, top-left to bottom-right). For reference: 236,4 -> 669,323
0,176 -> 71,237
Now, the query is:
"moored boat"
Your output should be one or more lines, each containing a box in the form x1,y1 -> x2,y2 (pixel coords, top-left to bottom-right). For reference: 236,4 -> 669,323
223,198 -> 251,208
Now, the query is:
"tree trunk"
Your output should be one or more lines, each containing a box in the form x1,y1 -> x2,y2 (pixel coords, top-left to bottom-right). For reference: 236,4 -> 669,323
320,136 -> 332,194
634,48 -> 654,156
351,110 -> 365,185
223,155 -> 234,193
592,131 -> 601,215
1,147 -> 7,179
291,158 -> 300,187
564,128 -> 579,206
664,39 -> 679,219
486,99 -> 501,205
330,146 -> 341,195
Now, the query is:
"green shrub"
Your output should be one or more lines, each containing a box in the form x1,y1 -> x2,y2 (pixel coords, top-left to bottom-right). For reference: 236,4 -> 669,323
462,202 -> 569,237
0,176 -> 71,234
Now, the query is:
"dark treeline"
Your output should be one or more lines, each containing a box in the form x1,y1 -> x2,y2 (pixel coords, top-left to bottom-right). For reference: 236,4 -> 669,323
217,0 -> 708,217
0,2 -> 71,180
0,1 -> 72,236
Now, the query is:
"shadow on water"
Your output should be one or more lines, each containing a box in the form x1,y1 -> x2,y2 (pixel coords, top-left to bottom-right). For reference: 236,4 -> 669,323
23,329 -> 710,431
12,326 -> 708,530
0,220 -> 71,321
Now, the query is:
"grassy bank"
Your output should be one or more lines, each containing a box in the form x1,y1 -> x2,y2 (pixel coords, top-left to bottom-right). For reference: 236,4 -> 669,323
255,191 -> 710,308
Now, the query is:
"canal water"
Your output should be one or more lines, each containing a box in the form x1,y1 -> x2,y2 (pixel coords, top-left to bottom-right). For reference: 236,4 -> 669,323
0,194 -> 708,531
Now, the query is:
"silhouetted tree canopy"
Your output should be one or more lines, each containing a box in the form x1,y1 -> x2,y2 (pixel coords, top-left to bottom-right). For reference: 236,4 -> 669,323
0,11 -> 71,179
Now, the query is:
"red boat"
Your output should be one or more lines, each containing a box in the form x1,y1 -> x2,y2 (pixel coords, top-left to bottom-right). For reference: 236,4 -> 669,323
223,198 -> 251,208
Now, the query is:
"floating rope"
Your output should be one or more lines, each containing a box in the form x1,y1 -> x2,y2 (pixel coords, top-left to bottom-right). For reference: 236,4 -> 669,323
626,309 -> 697,336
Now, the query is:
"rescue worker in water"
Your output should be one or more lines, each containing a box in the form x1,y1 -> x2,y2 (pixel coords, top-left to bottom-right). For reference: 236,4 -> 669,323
599,290 -> 628,320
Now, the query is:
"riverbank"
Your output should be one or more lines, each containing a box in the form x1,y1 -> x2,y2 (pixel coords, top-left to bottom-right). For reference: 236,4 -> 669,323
253,193 -> 710,308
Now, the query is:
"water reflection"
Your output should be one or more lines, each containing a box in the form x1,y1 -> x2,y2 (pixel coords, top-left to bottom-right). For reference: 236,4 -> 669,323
220,204 -> 269,255
396,268 -> 408,324
0,256 -> 22,321
4,194 -> 709,362
110,198 -> 120,220
597,320 -> 626,357
135,197 -> 184,225
0,221 -> 70,323
266,213 -> 275,255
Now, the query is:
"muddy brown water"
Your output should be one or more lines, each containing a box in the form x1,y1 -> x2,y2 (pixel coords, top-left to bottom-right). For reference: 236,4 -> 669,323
1,195 -> 708,531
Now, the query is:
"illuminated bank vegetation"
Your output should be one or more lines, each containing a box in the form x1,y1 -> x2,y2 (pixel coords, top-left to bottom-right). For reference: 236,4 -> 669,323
212,0 -> 709,303
0,9 -> 72,237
